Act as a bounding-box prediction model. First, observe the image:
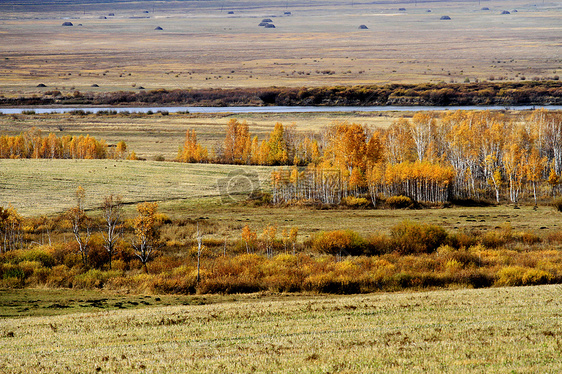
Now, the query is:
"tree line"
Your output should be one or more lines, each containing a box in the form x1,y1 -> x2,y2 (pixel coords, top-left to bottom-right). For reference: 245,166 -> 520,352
178,109 -> 562,205
0,128 -> 134,160
1,81 -> 560,107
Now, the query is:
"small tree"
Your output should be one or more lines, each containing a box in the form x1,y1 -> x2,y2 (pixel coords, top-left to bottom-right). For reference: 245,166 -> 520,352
67,186 -> 91,265
196,222 -> 203,282
289,227 -> 299,255
132,202 -> 159,272
101,195 -> 123,269
0,205 -> 23,253
261,225 -> 277,258
241,224 -> 257,254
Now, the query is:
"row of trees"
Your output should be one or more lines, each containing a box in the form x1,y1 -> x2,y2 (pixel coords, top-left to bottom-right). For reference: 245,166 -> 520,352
0,128 -> 132,160
179,110 -> 562,205
177,119 -> 319,166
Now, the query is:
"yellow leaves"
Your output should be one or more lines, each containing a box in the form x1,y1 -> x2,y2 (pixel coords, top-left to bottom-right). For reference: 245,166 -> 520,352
224,119 -> 251,164
177,129 -> 208,163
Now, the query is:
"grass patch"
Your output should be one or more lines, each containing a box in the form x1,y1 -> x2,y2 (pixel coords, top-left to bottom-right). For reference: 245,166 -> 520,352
1,285 -> 561,372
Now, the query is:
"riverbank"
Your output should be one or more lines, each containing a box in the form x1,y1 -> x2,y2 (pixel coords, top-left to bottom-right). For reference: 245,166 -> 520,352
1,82 -> 561,109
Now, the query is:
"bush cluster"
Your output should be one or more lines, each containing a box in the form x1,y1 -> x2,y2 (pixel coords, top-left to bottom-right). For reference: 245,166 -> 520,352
2,220 -> 562,294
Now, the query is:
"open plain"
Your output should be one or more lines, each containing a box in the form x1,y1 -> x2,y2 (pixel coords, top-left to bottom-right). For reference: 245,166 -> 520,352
0,0 -> 560,97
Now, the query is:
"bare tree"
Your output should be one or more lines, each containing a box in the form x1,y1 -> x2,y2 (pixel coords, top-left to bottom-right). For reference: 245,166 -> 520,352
67,186 -> 91,265
101,195 -> 123,269
196,222 -> 203,282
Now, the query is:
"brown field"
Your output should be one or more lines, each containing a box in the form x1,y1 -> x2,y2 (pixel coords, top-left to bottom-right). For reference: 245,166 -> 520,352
0,0 -> 560,98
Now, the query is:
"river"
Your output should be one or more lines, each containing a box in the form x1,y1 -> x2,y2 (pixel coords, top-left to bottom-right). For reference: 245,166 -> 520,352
0,105 -> 561,114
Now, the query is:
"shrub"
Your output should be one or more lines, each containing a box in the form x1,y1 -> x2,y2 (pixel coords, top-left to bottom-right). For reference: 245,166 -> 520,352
312,230 -> 367,256
15,247 -> 55,267
197,275 -> 263,294
552,197 -> 562,212
46,265 -> 77,288
74,269 -> 122,289
1,263 -> 25,280
149,273 -> 197,294
495,266 -> 526,286
341,196 -> 370,208
386,195 -> 413,209
390,221 -> 448,254
438,245 -> 481,268
366,233 -> 393,255
522,269 -> 553,285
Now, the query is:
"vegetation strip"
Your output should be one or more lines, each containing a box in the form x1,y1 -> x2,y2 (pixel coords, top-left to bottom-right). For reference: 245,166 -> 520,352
2,82 -> 561,107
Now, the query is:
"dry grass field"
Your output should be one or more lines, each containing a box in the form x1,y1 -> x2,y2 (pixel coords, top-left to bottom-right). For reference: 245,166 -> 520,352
0,0 -> 560,97
1,285 -> 562,373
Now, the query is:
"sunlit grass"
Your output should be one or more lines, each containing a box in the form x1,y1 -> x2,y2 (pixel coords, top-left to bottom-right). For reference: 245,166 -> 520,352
1,285 -> 561,373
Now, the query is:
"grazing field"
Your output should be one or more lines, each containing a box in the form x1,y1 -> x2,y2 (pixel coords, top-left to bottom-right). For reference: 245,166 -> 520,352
1,285 -> 562,373
0,0 -> 560,97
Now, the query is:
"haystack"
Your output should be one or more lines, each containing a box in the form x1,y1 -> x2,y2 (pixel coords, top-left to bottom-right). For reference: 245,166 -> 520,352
155,26 -> 163,30
262,18 -> 273,23
37,83 -> 47,87
440,15 -> 451,20
61,22 -> 73,26
481,7 -> 490,10
501,10 -> 511,14
264,24 -> 276,28
358,25 -> 368,29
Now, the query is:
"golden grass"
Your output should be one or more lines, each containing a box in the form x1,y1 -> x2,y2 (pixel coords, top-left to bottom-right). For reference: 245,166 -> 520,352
1,285 -> 561,373
0,0 -> 560,96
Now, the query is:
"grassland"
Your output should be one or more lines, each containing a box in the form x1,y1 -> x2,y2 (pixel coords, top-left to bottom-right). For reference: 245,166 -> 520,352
2,157 -> 561,241
1,1 -> 561,371
0,0 -> 560,97
1,285 -> 561,373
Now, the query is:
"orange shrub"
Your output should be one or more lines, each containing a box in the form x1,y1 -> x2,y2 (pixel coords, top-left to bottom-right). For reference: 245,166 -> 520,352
390,221 -> 448,254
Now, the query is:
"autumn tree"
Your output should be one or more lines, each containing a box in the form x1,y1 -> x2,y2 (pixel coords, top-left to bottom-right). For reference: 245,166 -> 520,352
132,202 -> 159,272
177,129 -> 208,163
261,225 -> 277,258
241,224 -> 257,254
410,112 -> 437,161
266,123 -> 289,165
526,147 -> 547,206
0,205 -> 23,253
223,119 -> 251,164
